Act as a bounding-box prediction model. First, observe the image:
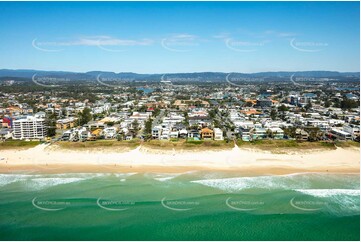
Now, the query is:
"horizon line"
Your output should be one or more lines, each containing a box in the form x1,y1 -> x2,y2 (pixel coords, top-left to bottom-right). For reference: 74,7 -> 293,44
1,68 -> 360,75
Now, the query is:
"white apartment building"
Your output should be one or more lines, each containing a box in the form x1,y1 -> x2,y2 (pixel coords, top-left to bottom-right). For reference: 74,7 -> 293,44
13,116 -> 46,140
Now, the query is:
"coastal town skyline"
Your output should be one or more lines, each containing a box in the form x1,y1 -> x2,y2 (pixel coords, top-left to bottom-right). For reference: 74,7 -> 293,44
0,1 -> 359,241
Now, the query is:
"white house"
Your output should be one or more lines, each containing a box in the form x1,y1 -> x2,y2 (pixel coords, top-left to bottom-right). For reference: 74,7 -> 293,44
268,127 -> 284,139
213,128 -> 224,141
343,125 -> 360,140
103,127 -> 117,139
152,125 -> 162,139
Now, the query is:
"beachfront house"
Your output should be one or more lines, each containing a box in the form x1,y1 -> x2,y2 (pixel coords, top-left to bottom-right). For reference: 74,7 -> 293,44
125,131 -> 136,140
160,128 -> 170,140
103,127 -> 118,139
60,130 -> 72,141
328,128 -> 352,141
169,131 -> 179,139
152,126 -> 162,139
239,128 -> 251,141
79,129 -> 90,141
188,129 -> 201,140
343,124 -> 360,140
179,129 -> 188,139
268,127 -> 284,139
251,127 -> 267,140
201,127 -> 214,140
213,128 -> 224,141
0,128 -> 12,140
295,128 -> 309,141
91,128 -> 103,139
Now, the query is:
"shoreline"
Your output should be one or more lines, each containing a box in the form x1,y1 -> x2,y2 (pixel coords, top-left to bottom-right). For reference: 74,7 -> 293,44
0,144 -> 359,175
0,164 -> 359,175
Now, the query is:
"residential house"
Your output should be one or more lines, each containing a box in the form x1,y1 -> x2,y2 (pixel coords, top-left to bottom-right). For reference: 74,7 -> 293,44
103,127 -> 117,139
125,131 -> 136,140
56,117 -> 77,129
343,125 -> 360,140
268,127 -> 284,139
213,128 -> 224,141
169,131 -> 179,139
201,127 -> 213,140
295,128 -> 309,141
179,129 -> 188,139
0,128 -> 12,140
239,128 -> 251,141
152,125 -> 162,139
188,129 -> 200,140
251,127 -> 267,140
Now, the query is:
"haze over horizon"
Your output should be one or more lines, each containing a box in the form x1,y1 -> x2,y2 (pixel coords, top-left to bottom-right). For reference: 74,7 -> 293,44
0,1 -> 359,73
0,68 -> 360,75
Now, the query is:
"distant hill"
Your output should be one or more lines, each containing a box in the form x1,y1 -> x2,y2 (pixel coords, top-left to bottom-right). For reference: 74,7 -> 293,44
0,69 -> 359,81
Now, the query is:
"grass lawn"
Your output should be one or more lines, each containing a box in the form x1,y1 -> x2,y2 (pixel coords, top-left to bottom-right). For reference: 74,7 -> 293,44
142,139 -> 234,150
236,139 -> 338,150
12,138 -> 357,152
55,139 -> 141,150
334,140 -> 360,148
0,140 -> 41,150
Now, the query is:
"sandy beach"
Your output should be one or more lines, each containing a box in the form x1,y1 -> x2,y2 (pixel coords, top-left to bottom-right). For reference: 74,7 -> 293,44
0,144 -> 359,174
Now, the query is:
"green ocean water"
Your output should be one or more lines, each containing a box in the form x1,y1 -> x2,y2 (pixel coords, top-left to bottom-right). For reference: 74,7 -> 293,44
0,171 -> 359,241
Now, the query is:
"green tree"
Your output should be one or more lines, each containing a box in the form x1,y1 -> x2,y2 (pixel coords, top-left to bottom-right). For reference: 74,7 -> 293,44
305,127 -> 321,141
340,98 -> 359,110
78,108 -> 92,126
305,100 -> 312,111
270,109 -> 278,120
283,127 -> 296,138
278,105 -> 288,112
46,113 -> 56,137
153,108 -> 161,117
324,100 -> 332,108
143,118 -> 152,140
132,119 -> 140,133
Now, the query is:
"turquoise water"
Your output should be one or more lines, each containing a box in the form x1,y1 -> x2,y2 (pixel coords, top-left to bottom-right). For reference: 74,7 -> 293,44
136,87 -> 154,94
0,172 -> 359,240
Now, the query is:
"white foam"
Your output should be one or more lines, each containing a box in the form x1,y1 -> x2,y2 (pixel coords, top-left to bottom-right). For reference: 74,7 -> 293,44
190,175 -> 311,192
25,177 -> 86,190
294,189 -> 360,197
293,189 -> 360,215
0,173 -> 102,189
190,173 -> 360,192
0,174 -> 40,187
154,176 -> 176,182
50,173 -> 105,179
143,172 -> 181,182
114,173 -> 138,178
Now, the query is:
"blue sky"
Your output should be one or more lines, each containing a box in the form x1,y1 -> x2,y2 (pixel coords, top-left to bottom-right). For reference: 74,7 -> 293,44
0,1 -> 359,73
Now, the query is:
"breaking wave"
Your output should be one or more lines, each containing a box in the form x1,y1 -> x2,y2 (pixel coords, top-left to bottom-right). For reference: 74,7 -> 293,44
190,173 -> 359,192
294,189 -> 360,197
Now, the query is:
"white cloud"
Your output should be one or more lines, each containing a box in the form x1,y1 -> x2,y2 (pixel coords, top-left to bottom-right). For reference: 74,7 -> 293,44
37,36 -> 154,47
